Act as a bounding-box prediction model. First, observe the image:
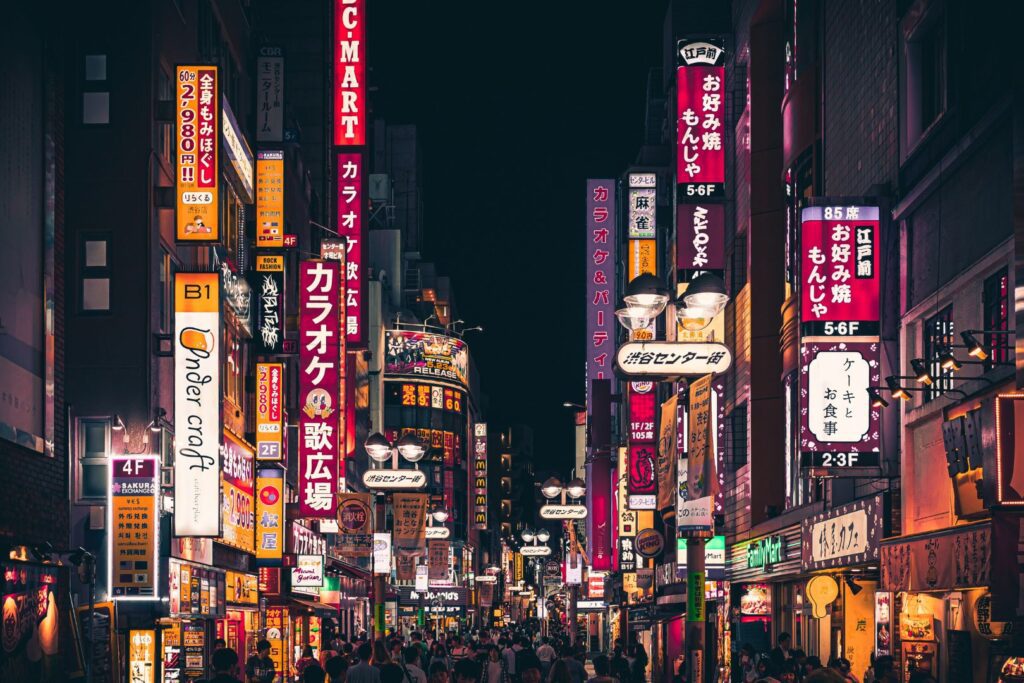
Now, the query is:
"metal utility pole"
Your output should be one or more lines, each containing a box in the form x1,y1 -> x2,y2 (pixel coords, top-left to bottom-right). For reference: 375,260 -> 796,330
686,537 -> 706,683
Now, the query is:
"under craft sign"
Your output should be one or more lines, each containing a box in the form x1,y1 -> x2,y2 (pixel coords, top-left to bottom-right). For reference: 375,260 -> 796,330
616,342 -> 732,376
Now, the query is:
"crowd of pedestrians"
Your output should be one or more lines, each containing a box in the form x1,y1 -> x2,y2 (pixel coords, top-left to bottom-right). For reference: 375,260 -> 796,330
198,627 -> 655,683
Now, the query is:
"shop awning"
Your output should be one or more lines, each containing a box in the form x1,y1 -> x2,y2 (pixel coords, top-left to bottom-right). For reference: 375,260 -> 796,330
326,556 -> 371,582
290,597 -> 337,615
880,512 -> 1024,621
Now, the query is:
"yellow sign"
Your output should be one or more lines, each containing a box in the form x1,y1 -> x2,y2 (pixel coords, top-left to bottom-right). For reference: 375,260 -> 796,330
256,151 -> 285,247
176,66 -> 220,241
628,239 -> 657,280
676,282 -> 725,342
806,575 -> 840,618
255,363 -> 284,461
226,571 -> 259,605
128,629 -> 156,683
255,254 -> 284,272
256,468 -> 285,562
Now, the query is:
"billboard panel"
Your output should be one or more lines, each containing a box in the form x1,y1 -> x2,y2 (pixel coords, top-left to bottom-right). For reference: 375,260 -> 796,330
176,66 -> 219,241
384,330 -> 469,388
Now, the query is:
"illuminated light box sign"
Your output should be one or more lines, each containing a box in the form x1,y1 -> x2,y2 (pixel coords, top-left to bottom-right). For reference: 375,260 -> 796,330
384,330 -> 469,388
799,204 -> 880,337
539,504 -> 587,520
676,40 -> 725,199
520,546 -> 552,557
109,455 -> 159,599
333,0 -> 366,146
176,66 -> 220,241
799,341 -> 881,471
426,526 -> 450,539
362,469 -> 427,490
173,273 -> 221,536
616,342 -> 732,377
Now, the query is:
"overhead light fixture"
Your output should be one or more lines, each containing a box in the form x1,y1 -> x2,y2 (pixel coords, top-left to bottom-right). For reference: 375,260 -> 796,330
396,432 -> 426,462
520,529 -> 535,543
910,359 -> 933,385
614,306 -> 653,334
938,347 -> 962,372
682,272 -> 729,315
535,529 -> 551,543
566,478 -> 586,499
674,301 -> 715,332
960,331 -> 989,360
540,477 -> 564,500
364,432 -> 393,462
885,376 -> 911,401
867,388 -> 889,409
111,415 -> 126,431
622,274 -> 670,319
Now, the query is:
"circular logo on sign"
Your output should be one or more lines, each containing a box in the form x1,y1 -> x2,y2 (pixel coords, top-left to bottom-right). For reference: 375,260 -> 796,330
339,499 -> 371,532
634,529 -> 665,558
631,381 -> 654,394
259,484 -> 280,505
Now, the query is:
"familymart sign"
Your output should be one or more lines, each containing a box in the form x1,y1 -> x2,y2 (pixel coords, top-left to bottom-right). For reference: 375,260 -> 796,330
746,535 -> 786,571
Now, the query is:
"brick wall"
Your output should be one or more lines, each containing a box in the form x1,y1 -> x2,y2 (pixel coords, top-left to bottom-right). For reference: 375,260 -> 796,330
823,0 -> 899,195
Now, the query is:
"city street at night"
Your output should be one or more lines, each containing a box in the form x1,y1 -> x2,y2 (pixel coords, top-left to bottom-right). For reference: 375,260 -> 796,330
2,1 -> 1024,682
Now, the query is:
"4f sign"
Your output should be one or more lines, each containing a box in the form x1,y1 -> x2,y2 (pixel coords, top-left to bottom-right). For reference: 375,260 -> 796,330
334,0 -> 366,146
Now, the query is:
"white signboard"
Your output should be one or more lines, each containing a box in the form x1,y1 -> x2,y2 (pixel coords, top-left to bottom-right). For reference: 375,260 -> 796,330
628,188 -> 656,239
426,526 -> 450,539
415,564 -> 429,591
539,504 -> 588,520
628,173 -> 657,188
373,533 -> 391,575
520,546 -> 552,557
616,342 -> 732,377
565,559 -> 583,585
362,469 -> 427,490
173,274 -> 221,537
628,494 -> 657,510
291,555 -> 324,587
809,507 -> 869,564
807,350 -> 871,443
677,496 -> 714,533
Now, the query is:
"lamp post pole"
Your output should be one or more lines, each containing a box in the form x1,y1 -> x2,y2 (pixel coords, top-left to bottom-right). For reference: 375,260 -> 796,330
373,491 -> 387,641
686,538 -> 706,683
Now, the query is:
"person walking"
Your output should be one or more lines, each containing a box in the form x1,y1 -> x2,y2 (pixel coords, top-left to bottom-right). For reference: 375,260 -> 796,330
245,640 -> 276,683
348,642 -> 383,683
484,645 -> 508,683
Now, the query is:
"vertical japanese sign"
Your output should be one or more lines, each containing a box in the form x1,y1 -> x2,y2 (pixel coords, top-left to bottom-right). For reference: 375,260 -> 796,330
473,423 -> 488,530
109,455 -> 158,598
687,375 -> 713,500
676,41 -> 725,198
176,66 -> 219,241
256,46 -> 284,143
627,173 -> 656,238
337,493 -> 372,556
129,629 -> 157,683
586,179 -> 616,411
588,437 -> 613,572
220,431 -> 255,553
335,153 -> 364,345
255,362 -> 284,461
393,493 -> 428,554
657,394 -> 679,518
800,342 -> 881,470
256,151 -> 285,248
255,468 -> 284,564
174,273 -> 221,537
677,203 -> 726,279
299,260 -> 341,518
333,0 -> 366,146
627,382 -> 657,506
799,205 -> 880,336
628,239 -> 657,282
254,255 -> 285,355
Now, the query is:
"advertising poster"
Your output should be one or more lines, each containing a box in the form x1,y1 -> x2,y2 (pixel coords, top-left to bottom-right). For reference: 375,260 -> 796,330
256,151 -> 284,247
687,375 -> 712,500
393,493 -> 428,554
175,66 -> 219,241
220,431 -> 255,553
337,493 -> 373,556
1,562 -> 63,683
384,331 -> 469,388
255,362 -> 284,461
255,468 -> 284,564
428,540 -> 449,581
657,394 -> 679,517
109,455 -> 158,598
174,273 -> 221,536
585,179 -> 617,410
298,260 -> 341,518
128,629 -> 156,683
374,534 -> 392,575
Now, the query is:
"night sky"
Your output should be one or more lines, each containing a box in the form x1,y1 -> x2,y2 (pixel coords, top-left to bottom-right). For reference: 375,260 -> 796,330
370,2 -> 668,473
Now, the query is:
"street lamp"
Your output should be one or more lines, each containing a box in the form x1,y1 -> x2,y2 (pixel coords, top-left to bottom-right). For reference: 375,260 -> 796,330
681,271 -> 729,314
521,529 -> 536,543
535,529 -> 551,543
362,432 -> 429,489
540,477 -> 564,501
622,274 -> 670,319
430,506 -> 450,524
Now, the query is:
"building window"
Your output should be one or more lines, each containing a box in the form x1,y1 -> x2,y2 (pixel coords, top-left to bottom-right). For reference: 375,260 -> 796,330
156,68 -> 173,165
923,306 -> 954,402
728,233 -> 748,296
725,403 -> 748,470
901,8 -> 946,154
78,418 -> 109,500
81,235 -> 111,312
982,269 -> 1010,371
82,54 -> 109,124
159,250 -> 175,332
